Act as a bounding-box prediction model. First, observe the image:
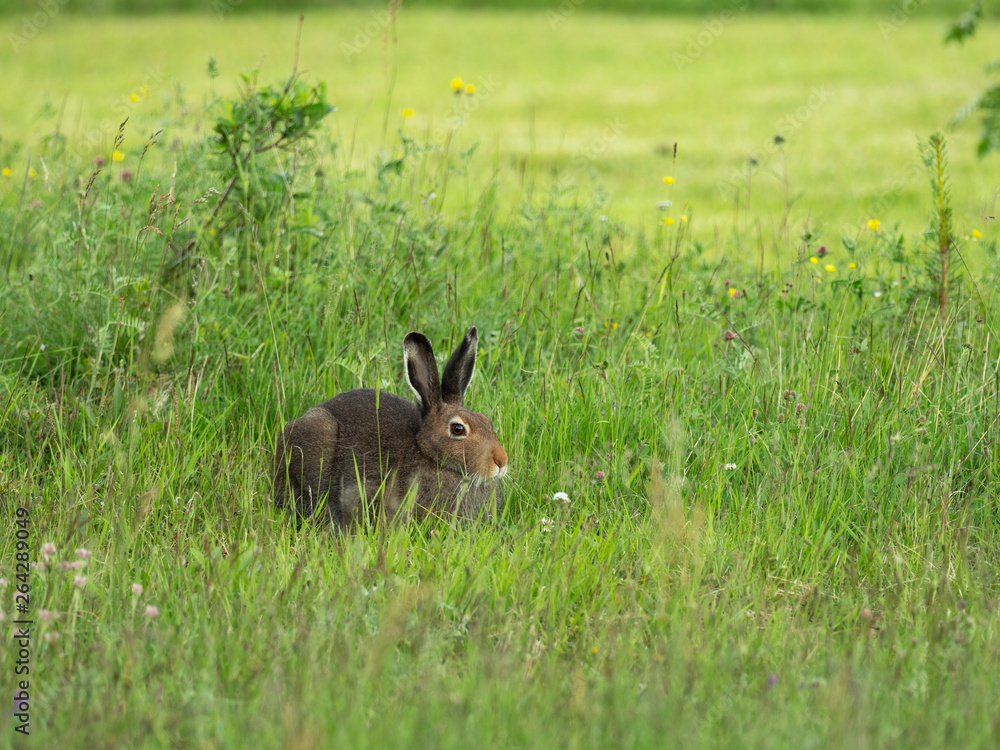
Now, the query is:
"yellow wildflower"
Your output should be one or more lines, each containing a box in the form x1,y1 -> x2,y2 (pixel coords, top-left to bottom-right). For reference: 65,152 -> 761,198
112,150 -> 125,162
662,176 -> 674,185
728,288 -> 738,298
663,217 -> 675,225
867,219 -> 881,231
809,257 -> 818,264
450,76 -> 463,92
1,167 -> 11,177
465,84 -> 476,94
680,215 -> 688,222
130,93 -> 139,103
138,86 -> 150,97
401,108 -> 415,118
972,229 -> 983,240
849,263 -> 857,269
825,264 -> 836,273
27,168 -> 37,179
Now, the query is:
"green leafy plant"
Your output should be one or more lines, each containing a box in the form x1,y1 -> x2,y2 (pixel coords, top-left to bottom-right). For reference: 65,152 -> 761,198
209,69 -> 334,224
947,1 -> 1000,156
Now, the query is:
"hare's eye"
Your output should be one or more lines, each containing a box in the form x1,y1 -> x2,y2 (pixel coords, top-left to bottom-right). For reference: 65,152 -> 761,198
450,423 -> 466,436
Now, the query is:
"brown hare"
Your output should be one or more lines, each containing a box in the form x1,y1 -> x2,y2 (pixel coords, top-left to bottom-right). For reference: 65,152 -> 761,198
272,326 -> 508,527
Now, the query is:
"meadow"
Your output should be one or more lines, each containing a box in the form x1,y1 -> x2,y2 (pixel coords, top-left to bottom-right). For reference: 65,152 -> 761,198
2,7 -> 1000,749
3,9 -> 999,232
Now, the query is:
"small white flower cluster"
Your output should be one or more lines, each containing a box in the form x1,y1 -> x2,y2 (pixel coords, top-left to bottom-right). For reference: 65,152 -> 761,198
552,491 -> 571,504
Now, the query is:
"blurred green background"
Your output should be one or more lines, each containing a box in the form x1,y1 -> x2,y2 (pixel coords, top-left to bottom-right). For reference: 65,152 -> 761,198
0,0 -> 993,15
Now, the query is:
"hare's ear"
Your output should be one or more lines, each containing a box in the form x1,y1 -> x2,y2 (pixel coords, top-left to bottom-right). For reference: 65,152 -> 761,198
404,332 -> 441,416
441,326 -> 478,406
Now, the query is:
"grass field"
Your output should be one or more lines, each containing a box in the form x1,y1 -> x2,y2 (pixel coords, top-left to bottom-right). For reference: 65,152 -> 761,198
2,7 -> 1000,749
2,10 -> 999,236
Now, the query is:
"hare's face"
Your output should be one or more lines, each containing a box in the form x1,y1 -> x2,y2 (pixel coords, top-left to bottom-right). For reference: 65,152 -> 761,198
417,404 -> 508,482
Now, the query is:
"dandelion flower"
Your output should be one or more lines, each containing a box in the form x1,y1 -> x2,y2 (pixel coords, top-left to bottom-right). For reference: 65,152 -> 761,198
662,176 -> 674,185
728,288 -> 738,298
972,229 -> 983,240
401,108 -> 415,118
867,219 -> 881,232
809,257 -> 818,265
450,76 -> 463,92
662,217 -> 675,225
465,83 -> 476,94
612,322 -> 618,330
552,491 -> 571,504
825,264 -> 836,273
112,150 -> 125,162
1,167 -> 11,177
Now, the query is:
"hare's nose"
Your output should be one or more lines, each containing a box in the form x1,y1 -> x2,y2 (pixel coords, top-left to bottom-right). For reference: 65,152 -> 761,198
492,446 -> 508,476
491,445 -> 507,469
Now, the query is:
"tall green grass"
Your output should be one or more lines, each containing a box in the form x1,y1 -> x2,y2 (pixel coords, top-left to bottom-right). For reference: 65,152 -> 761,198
2,29 -> 1000,749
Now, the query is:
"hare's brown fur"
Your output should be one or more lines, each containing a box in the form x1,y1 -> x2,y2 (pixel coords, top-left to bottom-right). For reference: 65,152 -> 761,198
272,327 -> 507,527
